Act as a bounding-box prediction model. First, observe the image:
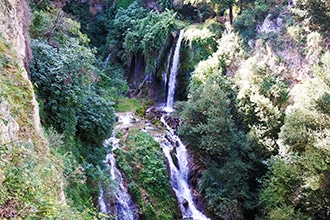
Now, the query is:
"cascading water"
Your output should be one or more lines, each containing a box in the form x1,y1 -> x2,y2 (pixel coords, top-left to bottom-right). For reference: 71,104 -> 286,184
99,113 -> 138,220
103,53 -> 111,69
160,116 -> 210,220
163,47 -> 173,100
165,30 -> 184,112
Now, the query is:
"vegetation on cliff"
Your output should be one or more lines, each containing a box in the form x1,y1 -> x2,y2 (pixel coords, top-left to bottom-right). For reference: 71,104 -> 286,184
0,21 -> 93,219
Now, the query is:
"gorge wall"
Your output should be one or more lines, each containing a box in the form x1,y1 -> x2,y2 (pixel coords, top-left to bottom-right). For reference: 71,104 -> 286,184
0,0 -> 41,144
0,1 -> 70,218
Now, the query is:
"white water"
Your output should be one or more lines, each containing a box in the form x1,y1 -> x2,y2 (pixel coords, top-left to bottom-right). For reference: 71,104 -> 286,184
103,53 -> 111,69
99,113 -> 137,220
165,30 -> 184,112
161,116 -> 210,220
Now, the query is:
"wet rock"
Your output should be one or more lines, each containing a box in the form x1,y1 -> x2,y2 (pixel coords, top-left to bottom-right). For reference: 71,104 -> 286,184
165,134 -> 176,146
170,149 -> 179,170
182,198 -> 189,208
163,115 -> 180,130
146,107 -> 164,120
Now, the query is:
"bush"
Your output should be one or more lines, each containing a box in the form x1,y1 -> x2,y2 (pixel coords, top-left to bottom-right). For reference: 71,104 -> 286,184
31,38 -> 97,135
76,92 -> 115,144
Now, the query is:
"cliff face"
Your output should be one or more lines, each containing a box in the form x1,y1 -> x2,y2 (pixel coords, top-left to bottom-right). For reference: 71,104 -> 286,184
0,2 -> 70,217
0,0 -> 41,144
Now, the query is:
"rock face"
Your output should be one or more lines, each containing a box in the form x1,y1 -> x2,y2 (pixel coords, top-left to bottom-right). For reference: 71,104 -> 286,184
258,13 -> 284,34
0,0 -> 32,71
0,100 -> 19,143
0,0 -> 42,143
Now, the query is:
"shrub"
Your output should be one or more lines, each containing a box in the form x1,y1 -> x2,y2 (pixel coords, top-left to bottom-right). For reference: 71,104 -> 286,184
76,92 -> 115,144
31,38 -> 97,135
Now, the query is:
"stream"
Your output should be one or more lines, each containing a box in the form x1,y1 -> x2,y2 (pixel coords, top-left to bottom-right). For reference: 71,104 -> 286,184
159,114 -> 210,220
99,113 -> 139,220
99,111 -> 209,219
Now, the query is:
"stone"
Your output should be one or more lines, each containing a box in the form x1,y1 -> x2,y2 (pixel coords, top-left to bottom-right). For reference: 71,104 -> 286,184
182,198 -> 189,208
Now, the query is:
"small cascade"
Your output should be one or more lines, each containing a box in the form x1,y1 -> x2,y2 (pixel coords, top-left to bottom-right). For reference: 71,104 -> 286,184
103,53 -> 111,69
160,115 -> 210,220
165,30 -> 184,112
99,113 -> 138,220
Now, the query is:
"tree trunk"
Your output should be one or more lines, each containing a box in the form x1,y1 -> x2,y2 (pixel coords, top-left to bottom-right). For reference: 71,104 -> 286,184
229,5 -> 233,24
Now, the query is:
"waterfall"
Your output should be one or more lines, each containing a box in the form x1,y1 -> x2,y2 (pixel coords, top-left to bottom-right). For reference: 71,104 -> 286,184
99,113 -> 138,220
165,30 -> 184,112
160,116 -> 210,220
163,47 -> 173,100
103,53 -> 111,69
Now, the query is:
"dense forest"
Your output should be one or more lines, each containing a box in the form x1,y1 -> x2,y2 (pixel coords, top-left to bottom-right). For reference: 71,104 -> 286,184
0,0 -> 329,219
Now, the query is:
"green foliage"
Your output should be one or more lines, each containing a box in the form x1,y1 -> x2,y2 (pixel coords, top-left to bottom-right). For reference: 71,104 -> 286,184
97,64 -> 129,98
260,52 -> 330,219
116,0 -> 136,9
234,56 -> 289,153
177,75 -> 259,218
31,38 -> 97,135
316,92 -> 330,114
63,2 -> 115,50
178,77 -> 235,157
199,159 -> 251,219
295,0 -> 330,32
190,31 -> 243,89
30,9 -> 89,46
233,0 -> 269,43
233,8 -> 257,41
115,131 -> 180,219
107,1 -> 182,73
115,97 -> 141,112
76,91 -> 115,144
0,139 -> 97,219
183,19 -> 224,73
28,5 -> 122,216
157,0 -> 173,10
123,8 -> 180,72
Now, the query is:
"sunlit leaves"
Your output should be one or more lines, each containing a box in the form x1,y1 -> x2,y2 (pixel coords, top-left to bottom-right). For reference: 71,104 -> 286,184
0,141 -> 93,218
190,31 -> 243,88
261,51 -> 330,219
30,9 -> 89,45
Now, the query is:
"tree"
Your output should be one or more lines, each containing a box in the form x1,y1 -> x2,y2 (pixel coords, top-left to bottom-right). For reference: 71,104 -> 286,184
178,76 -> 235,158
260,52 -> 330,219
177,76 -> 258,218
295,0 -> 330,32
31,38 -> 96,135
212,0 -> 236,23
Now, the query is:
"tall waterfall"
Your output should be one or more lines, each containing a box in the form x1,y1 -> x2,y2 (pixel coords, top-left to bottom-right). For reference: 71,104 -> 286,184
99,113 -> 138,220
160,116 -> 210,220
163,47 -> 173,100
165,30 -> 184,112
